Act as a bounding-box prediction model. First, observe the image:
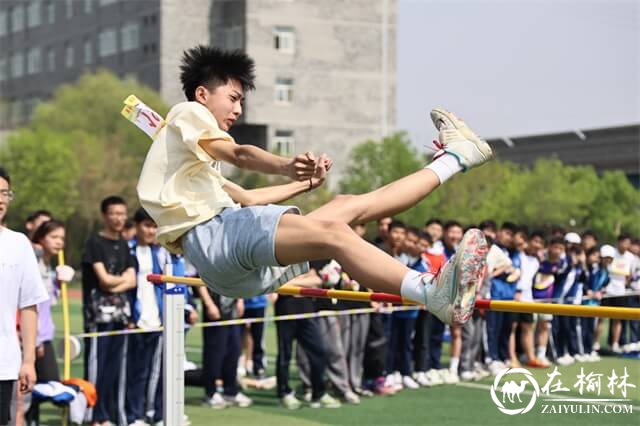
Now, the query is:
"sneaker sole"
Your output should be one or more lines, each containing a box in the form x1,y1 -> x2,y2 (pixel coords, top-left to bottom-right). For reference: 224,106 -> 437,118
430,108 -> 483,144
451,229 -> 488,325
431,108 -> 495,164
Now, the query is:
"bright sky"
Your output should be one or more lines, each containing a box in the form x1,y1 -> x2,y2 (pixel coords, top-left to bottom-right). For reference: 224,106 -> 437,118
397,0 -> 640,147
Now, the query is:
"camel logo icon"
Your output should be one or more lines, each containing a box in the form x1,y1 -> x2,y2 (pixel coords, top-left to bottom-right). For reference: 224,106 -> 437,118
490,368 -> 541,415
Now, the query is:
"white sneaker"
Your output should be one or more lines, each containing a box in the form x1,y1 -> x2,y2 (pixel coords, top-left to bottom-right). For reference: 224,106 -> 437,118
343,391 -> 361,404
237,355 -> 247,377
622,343 -> 634,353
426,369 -> 444,386
310,393 -> 342,408
129,421 -> 149,426
402,375 -> 420,389
223,392 -> 253,408
473,364 -> 491,380
303,390 -> 312,403
587,351 -> 601,362
280,392 -> 302,410
429,107 -> 494,170
593,342 -> 601,351
612,343 -> 622,354
488,360 -> 506,376
460,371 -> 476,382
415,372 -> 433,387
204,392 -> 227,409
631,342 -> 640,352
556,354 -> 575,366
440,369 -> 459,384
423,229 -> 488,325
574,354 -> 588,362
384,374 -> 402,391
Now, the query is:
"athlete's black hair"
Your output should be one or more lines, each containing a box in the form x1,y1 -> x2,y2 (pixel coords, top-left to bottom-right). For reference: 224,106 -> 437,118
180,45 -> 256,101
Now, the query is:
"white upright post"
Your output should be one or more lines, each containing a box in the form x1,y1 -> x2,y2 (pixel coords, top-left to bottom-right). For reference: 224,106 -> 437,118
163,263 -> 185,425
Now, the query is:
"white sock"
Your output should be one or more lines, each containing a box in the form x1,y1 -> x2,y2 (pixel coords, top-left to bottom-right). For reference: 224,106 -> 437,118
536,346 -> 546,359
425,153 -> 463,184
450,357 -> 460,373
400,269 -> 426,304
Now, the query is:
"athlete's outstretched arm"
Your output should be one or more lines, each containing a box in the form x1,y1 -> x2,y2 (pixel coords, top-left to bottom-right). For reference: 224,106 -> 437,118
198,138 -> 325,182
223,156 -> 328,206
222,156 -> 331,206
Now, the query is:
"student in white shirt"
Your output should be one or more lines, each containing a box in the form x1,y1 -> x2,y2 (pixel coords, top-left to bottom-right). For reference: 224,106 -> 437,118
0,167 -> 48,426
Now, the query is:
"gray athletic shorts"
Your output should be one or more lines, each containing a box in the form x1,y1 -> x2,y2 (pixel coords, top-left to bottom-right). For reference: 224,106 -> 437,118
182,204 -> 309,298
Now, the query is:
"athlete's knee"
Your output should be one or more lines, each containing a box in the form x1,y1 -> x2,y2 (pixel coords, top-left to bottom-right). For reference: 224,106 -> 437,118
315,220 -> 354,252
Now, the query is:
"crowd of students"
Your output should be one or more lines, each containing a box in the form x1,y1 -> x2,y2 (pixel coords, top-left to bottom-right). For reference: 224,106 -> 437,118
10,192 -> 640,426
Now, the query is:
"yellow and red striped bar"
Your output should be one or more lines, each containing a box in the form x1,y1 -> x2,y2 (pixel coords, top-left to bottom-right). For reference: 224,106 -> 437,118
147,274 -> 640,320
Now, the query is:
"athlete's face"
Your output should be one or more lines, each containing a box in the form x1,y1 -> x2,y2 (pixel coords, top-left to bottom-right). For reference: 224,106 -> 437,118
195,79 -> 244,131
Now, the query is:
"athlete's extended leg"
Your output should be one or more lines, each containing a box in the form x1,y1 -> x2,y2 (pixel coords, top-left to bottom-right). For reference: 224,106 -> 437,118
308,109 -> 493,224
274,213 -> 488,325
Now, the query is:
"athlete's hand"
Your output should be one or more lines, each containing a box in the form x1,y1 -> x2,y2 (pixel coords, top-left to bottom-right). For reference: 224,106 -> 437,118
286,152 -> 318,181
309,154 -> 330,190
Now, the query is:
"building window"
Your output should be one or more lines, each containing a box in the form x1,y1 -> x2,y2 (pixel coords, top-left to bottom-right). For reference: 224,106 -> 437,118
273,130 -> 295,156
84,39 -> 92,64
27,47 -> 41,74
11,52 -> 24,78
121,22 -> 139,52
11,6 -> 24,33
0,11 -> 7,37
65,43 -> 74,68
85,0 -> 93,14
65,0 -> 73,19
46,1 -> 55,24
11,100 -> 23,126
222,26 -> 243,50
274,26 -> 295,53
47,49 -> 55,71
27,1 -> 41,28
0,58 -> 7,82
99,28 -> 117,57
274,77 -> 293,104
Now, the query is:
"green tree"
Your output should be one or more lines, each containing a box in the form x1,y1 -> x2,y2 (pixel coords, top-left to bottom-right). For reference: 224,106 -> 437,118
338,135 -> 640,241
0,128 -> 80,226
588,170 -> 640,240
339,132 -> 442,226
0,70 -> 169,263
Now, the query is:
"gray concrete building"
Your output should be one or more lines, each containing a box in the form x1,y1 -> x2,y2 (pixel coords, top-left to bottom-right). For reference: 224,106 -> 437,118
0,0 -> 396,182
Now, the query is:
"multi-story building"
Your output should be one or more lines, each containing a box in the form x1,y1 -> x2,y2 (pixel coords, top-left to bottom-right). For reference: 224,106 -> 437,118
0,0 -> 397,182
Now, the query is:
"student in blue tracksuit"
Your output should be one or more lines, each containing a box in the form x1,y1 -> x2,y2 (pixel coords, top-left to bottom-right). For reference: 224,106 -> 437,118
385,227 -> 424,389
486,222 -> 521,366
126,208 -> 194,425
553,238 -> 588,364
582,246 -> 613,356
242,295 -> 269,378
